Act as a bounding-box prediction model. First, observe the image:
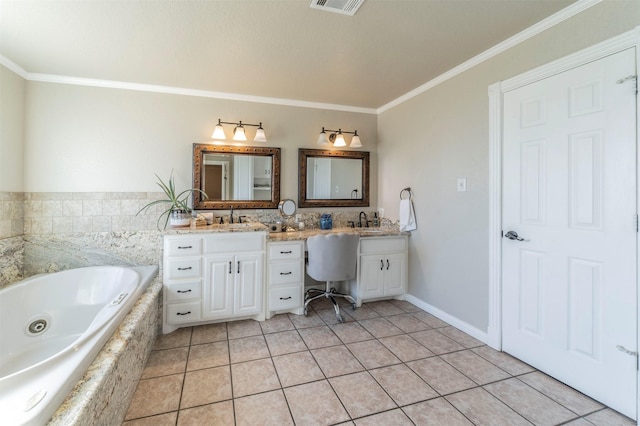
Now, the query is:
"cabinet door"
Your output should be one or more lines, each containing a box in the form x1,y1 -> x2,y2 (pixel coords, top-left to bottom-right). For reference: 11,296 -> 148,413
203,255 -> 234,319
383,253 -> 407,296
359,255 -> 385,299
234,253 -> 263,316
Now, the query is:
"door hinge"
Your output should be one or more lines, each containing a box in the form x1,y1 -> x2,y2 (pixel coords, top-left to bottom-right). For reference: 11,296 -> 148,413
616,75 -> 637,94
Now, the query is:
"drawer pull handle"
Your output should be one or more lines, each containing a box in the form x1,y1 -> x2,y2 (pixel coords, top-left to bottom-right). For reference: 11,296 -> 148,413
280,250 -> 292,254
280,272 -> 292,275
386,259 -> 390,270
176,311 -> 192,316
229,261 -> 232,274
178,245 -> 193,249
380,260 -> 384,270
279,296 -> 292,300
237,261 -> 240,274
178,267 -> 193,271
177,289 -> 192,293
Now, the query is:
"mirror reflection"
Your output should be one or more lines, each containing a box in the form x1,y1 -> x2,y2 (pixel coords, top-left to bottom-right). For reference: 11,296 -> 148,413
193,144 -> 281,210
203,153 -> 273,201
298,148 -> 369,208
306,158 -> 363,200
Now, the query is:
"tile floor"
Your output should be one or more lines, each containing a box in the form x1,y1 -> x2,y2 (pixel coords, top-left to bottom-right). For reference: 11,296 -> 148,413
123,298 -> 634,426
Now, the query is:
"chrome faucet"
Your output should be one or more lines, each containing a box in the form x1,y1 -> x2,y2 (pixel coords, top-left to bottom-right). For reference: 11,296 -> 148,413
358,211 -> 368,228
229,206 -> 234,224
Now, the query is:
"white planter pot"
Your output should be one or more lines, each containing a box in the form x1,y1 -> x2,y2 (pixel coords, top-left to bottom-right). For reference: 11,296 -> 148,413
170,209 -> 191,227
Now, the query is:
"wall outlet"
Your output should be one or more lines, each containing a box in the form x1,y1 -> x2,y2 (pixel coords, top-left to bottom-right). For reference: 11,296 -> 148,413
457,178 -> 467,192
378,207 -> 384,218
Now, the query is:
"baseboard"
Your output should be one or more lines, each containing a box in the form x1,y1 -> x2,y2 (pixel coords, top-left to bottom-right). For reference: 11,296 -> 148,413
404,294 -> 490,345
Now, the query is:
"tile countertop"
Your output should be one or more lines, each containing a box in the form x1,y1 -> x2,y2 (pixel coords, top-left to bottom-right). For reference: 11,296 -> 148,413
165,223 -> 408,240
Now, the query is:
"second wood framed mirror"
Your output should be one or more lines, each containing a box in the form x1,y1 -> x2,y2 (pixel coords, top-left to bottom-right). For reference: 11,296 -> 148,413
298,148 -> 369,208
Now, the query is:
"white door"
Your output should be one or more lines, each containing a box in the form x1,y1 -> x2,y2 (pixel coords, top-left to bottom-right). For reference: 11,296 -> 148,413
502,48 -> 637,418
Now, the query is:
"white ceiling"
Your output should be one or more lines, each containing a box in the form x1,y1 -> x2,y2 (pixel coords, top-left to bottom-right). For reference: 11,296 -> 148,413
0,0 -> 577,110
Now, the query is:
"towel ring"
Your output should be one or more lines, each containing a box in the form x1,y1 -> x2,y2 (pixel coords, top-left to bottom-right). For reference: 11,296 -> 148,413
400,187 -> 412,200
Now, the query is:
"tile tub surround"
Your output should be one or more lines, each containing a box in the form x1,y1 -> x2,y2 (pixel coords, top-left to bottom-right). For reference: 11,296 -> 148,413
48,275 -> 163,426
123,299 -> 633,425
24,231 -> 163,277
0,191 -> 24,239
0,191 -> 25,287
0,235 -> 23,288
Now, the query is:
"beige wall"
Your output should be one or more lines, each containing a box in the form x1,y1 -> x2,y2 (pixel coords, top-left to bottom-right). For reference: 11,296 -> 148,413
24,83 -> 377,211
377,0 -> 640,331
0,65 -> 25,192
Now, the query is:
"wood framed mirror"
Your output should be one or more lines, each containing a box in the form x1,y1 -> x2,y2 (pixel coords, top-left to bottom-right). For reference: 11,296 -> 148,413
298,148 -> 370,208
193,144 -> 281,209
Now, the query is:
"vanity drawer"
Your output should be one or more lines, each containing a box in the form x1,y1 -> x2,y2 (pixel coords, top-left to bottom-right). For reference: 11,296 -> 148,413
166,237 -> 202,257
269,286 -> 302,311
166,258 -> 201,280
269,261 -> 302,285
166,302 -> 201,325
165,281 -> 201,302
268,243 -> 303,261
360,236 -> 407,255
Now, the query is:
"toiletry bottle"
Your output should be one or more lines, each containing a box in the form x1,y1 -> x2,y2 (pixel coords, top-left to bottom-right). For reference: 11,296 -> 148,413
373,212 -> 379,227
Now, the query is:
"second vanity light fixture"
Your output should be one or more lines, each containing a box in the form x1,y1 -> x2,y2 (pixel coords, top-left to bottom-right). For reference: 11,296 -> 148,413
212,119 -> 267,142
317,127 -> 362,148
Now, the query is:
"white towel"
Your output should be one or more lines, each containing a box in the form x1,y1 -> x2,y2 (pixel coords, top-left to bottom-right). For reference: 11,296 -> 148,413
399,199 -> 417,232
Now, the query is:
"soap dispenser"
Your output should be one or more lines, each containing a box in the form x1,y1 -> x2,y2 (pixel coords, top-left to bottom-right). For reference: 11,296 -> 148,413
373,212 -> 379,227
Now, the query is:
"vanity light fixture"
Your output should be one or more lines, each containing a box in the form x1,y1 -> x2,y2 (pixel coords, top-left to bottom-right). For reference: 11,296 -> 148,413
212,119 -> 267,142
317,127 -> 362,148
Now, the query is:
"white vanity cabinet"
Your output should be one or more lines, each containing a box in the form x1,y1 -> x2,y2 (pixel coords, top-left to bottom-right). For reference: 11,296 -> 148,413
163,232 -> 266,333
266,240 -> 305,319
357,236 -> 408,301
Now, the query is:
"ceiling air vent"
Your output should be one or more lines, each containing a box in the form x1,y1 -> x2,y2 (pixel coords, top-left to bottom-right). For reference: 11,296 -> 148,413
310,0 -> 366,16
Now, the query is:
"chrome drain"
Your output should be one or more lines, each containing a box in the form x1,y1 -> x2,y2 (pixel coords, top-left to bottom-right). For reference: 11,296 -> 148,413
28,319 -> 48,334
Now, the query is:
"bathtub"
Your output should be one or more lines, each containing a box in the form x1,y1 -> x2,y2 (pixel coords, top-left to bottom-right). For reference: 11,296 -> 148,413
0,265 -> 158,426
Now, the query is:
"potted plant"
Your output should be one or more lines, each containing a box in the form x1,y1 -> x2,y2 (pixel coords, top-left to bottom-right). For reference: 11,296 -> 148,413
138,171 -> 208,229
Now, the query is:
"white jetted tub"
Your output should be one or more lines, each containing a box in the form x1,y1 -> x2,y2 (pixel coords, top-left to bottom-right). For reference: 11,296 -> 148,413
0,265 -> 158,426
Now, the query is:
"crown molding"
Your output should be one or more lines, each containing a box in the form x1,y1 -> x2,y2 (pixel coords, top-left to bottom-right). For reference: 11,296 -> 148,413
0,55 -> 28,79
25,72 -> 377,114
377,0 -> 602,114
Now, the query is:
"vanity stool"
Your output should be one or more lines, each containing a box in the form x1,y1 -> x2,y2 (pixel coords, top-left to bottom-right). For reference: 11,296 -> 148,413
304,233 -> 359,322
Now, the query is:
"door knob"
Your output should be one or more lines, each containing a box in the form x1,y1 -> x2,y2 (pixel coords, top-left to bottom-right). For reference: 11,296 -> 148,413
504,231 -> 529,241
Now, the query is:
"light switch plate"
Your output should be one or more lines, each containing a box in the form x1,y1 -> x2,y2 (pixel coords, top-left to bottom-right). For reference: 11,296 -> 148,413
457,178 -> 467,192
